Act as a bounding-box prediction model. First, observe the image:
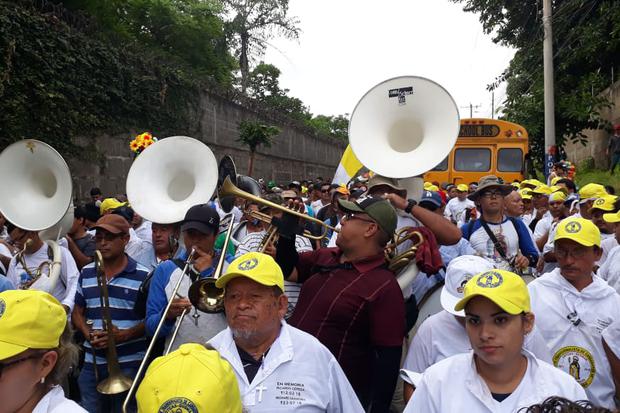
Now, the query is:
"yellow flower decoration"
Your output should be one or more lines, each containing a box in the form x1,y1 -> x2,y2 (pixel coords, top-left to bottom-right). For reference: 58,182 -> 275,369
129,132 -> 157,156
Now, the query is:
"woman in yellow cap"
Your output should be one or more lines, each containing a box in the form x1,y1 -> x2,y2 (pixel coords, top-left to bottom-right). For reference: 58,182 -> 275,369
404,270 -> 586,413
0,290 -> 84,412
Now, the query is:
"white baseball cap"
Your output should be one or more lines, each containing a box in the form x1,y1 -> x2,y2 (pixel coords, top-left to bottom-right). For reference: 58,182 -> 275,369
440,255 -> 494,316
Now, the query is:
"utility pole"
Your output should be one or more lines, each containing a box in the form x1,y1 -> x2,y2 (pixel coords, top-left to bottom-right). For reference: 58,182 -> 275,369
460,103 -> 482,118
543,0 -> 556,178
491,91 -> 495,119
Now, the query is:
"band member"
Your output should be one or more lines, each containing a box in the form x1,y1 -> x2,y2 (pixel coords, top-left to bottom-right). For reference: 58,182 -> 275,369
0,290 -> 85,412
145,204 -> 232,353
404,270 -> 587,412
136,343 -> 242,413
401,256 -> 552,402
209,252 -> 363,412
461,175 -> 538,272
72,214 -> 149,412
274,196 -> 404,411
137,221 -> 182,271
64,205 -> 97,270
528,217 -> 620,409
5,221 -> 80,313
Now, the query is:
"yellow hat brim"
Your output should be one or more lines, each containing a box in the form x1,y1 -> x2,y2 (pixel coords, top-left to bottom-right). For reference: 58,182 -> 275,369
454,293 -> 524,315
554,234 -> 598,248
215,272 -> 283,291
0,341 -> 28,361
604,213 -> 620,223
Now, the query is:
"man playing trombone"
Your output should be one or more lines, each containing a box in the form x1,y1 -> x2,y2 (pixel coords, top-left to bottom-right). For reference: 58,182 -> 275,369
145,204 -> 232,355
71,214 -> 149,412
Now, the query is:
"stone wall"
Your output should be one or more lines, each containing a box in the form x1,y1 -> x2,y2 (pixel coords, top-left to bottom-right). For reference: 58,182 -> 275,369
564,80 -> 620,168
68,90 -> 347,201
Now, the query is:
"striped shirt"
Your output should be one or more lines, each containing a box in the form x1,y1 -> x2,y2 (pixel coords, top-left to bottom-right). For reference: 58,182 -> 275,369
235,231 -> 312,318
75,256 -> 149,369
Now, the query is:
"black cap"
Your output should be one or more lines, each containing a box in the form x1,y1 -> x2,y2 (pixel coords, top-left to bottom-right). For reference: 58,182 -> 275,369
181,204 -> 220,235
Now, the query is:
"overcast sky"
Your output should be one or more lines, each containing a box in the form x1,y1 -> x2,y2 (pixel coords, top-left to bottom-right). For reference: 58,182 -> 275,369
262,0 -> 516,120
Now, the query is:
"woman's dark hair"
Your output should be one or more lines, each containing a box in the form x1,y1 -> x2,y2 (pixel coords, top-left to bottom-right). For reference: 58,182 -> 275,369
556,179 -> 576,192
519,396 -> 613,413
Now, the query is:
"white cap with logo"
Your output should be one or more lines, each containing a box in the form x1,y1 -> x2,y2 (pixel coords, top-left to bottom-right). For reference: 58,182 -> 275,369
440,255 -> 494,316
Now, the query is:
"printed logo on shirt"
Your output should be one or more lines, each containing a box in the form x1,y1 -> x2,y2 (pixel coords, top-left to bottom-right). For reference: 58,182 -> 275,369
158,397 -> 198,413
552,346 -> 596,388
476,271 -> 503,288
564,221 -> 582,234
238,257 -> 259,271
0,298 -> 5,319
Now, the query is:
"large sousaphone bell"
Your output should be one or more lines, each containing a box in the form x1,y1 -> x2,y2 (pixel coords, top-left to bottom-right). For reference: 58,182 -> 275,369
0,140 -> 73,292
349,76 -> 460,293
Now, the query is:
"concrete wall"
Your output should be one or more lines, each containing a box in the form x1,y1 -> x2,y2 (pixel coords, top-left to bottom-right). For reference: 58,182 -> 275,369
564,80 -> 620,168
68,90 -> 346,201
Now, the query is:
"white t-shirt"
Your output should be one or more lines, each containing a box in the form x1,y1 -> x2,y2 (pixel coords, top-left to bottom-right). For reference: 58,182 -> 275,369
466,219 -> 523,271
402,310 -> 551,375
7,242 -> 79,311
597,236 -> 619,266
125,227 -> 152,265
404,350 -> 586,413
209,322 -> 364,412
311,199 -> 325,216
444,197 -> 475,225
533,214 -> 553,243
528,269 -> 620,408
597,245 -> 620,293
235,231 -> 312,318
602,319 -> 620,360
133,220 -> 152,244
33,386 -> 86,413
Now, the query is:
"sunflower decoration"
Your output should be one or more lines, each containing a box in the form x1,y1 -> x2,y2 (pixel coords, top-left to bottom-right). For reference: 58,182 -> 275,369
129,132 -> 158,157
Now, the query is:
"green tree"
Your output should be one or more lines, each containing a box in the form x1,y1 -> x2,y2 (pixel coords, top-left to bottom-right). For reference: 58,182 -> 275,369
305,114 -> 349,140
223,0 -> 300,93
451,0 -> 620,169
237,120 -> 280,175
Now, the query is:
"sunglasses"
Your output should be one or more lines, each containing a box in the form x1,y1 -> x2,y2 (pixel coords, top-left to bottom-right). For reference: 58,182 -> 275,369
343,213 -> 375,224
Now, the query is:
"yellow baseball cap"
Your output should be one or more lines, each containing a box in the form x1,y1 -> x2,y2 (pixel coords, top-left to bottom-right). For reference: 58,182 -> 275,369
549,191 -> 567,203
590,195 -> 618,212
136,343 -> 242,413
530,185 -> 552,196
550,185 -> 567,194
519,189 -> 533,200
511,182 -> 521,188
550,176 -> 562,186
99,198 -> 126,215
579,183 -> 607,201
454,270 -> 530,315
520,179 -> 543,189
423,181 -> 432,190
0,290 -> 67,360
604,210 -> 620,223
554,217 -> 601,247
456,184 -> 469,192
216,252 -> 284,292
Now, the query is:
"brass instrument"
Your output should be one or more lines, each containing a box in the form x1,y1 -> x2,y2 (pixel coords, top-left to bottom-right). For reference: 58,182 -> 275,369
15,239 -> 62,291
384,228 -> 424,273
258,225 -> 279,253
220,176 -> 337,241
85,319 -> 99,383
93,250 -> 133,394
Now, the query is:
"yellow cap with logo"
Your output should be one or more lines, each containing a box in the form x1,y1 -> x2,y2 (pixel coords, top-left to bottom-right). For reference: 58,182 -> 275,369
0,290 -> 67,360
530,185 -> 553,196
578,183 -> 607,201
519,189 -> 533,200
554,217 -> 601,247
456,184 -> 469,192
549,191 -> 567,203
136,343 -> 242,413
454,270 -> 530,315
520,179 -> 543,189
216,252 -> 284,292
590,195 -> 618,212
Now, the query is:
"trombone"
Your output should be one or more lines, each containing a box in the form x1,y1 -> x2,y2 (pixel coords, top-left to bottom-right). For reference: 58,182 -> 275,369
219,176 -> 338,240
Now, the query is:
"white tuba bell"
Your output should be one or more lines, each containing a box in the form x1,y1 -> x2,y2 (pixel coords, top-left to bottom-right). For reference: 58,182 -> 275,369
349,76 -> 460,295
0,140 -> 73,292
126,136 -> 218,223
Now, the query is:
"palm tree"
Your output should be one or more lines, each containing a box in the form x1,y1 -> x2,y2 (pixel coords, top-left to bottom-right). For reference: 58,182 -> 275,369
237,120 -> 280,176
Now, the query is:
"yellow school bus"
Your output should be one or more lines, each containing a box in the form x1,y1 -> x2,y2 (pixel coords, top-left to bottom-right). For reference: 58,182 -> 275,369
423,118 -> 530,185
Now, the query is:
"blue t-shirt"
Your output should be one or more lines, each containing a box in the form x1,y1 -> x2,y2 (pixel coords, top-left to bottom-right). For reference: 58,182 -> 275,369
0,276 -> 13,293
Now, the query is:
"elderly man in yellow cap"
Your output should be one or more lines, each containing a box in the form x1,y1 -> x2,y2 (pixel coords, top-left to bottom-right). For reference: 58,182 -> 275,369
528,217 -> 620,409
403,270 -> 586,413
136,343 -> 242,413
208,252 -> 363,412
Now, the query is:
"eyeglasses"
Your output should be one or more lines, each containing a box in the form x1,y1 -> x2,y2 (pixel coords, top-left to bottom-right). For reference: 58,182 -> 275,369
0,353 -> 45,378
480,190 -> 503,199
342,213 -> 375,224
555,248 -> 589,259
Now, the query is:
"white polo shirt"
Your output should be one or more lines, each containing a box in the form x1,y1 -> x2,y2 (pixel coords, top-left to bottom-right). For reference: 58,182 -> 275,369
209,321 -> 363,412
33,386 -> 86,413
404,350 -> 586,413
402,310 -> 551,375
528,269 -> 620,408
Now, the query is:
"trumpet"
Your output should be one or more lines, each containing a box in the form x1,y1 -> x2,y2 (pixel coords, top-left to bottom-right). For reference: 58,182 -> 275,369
219,176 -> 338,240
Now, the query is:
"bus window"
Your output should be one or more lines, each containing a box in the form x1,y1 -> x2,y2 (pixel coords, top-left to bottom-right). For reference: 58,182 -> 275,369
432,155 -> 449,171
498,148 -> 523,172
454,148 -> 491,172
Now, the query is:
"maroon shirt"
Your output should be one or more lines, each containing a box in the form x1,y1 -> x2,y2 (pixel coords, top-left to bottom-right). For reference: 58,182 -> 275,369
288,247 -> 405,400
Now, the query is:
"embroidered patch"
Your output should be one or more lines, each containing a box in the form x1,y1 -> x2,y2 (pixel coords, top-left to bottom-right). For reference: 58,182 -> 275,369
457,276 -> 472,294
158,397 -> 199,413
476,271 -> 503,288
553,346 -> 596,388
565,221 -> 582,234
238,258 -> 259,271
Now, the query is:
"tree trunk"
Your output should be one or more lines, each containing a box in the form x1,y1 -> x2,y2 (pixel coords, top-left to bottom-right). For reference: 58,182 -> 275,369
248,150 -> 255,176
240,32 -> 250,94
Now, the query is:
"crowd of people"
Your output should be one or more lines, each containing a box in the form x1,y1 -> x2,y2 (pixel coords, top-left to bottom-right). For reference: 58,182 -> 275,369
1,166 -> 620,413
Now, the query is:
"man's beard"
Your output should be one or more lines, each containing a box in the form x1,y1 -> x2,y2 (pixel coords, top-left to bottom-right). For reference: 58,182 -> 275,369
231,327 -> 258,341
